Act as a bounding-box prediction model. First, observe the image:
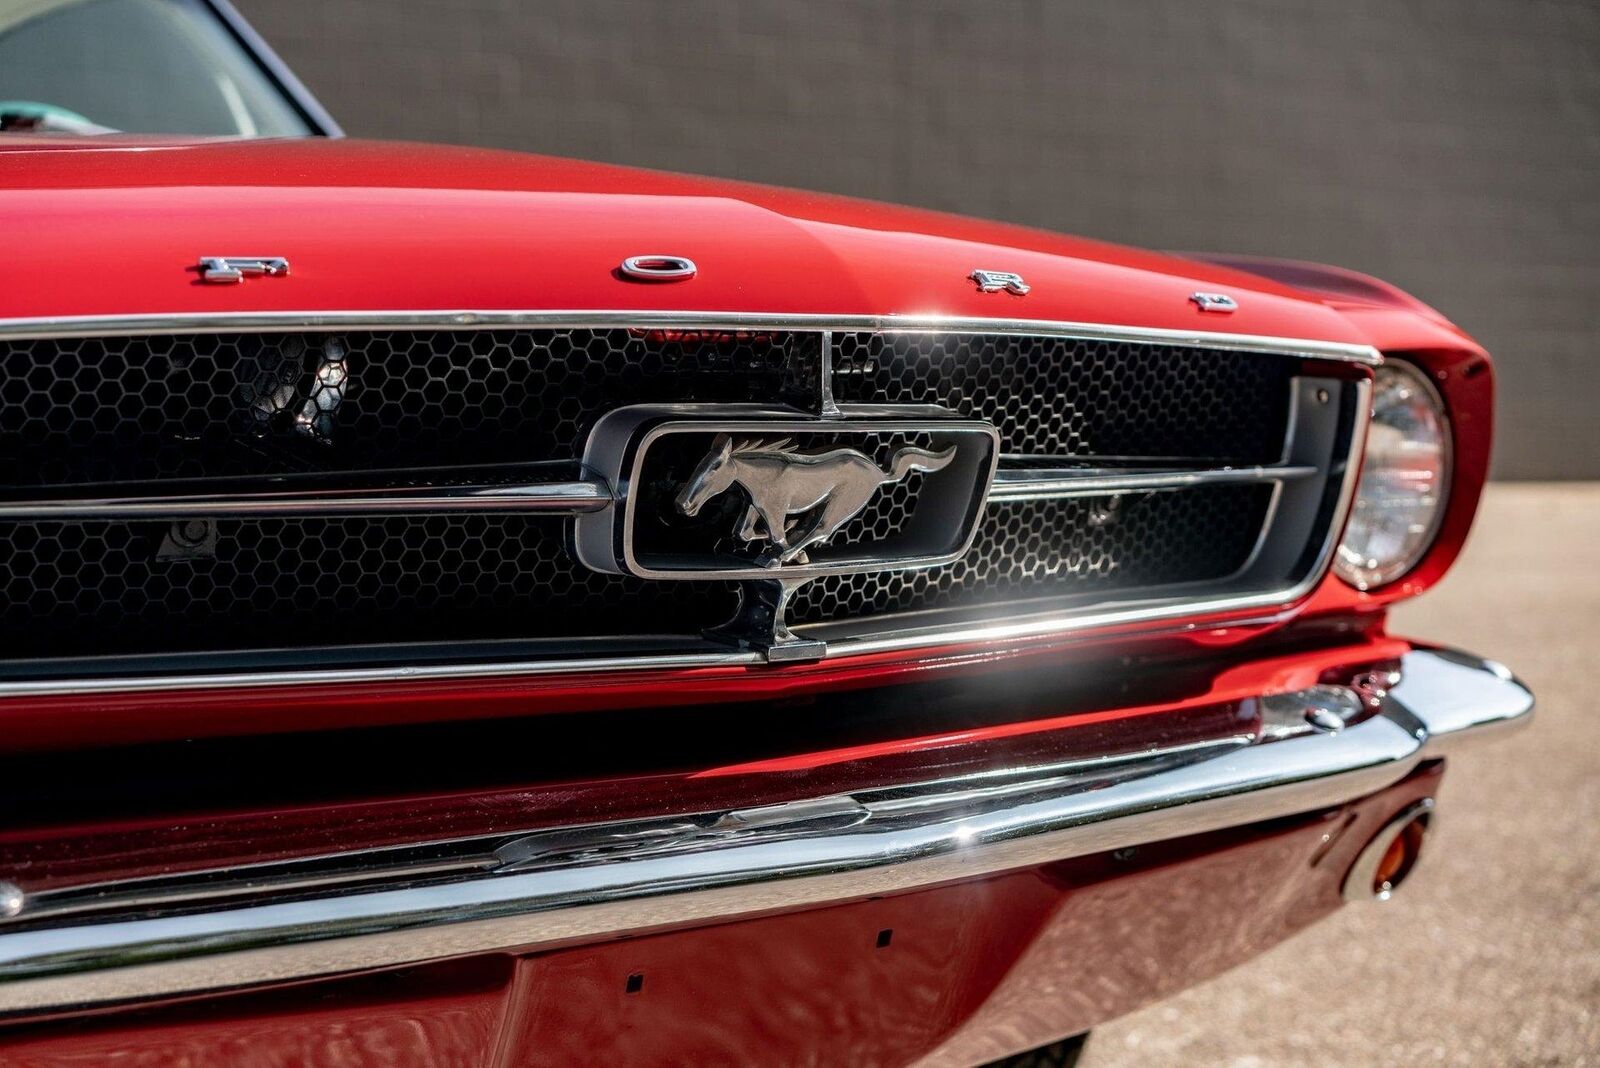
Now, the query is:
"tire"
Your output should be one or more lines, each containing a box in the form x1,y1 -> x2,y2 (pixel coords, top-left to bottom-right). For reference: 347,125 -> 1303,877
980,1031 -> 1090,1068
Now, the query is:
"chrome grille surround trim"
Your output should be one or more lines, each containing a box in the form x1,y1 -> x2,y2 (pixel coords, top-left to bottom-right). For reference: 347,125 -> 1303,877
0,313 -> 1374,691
0,649 -> 1532,1016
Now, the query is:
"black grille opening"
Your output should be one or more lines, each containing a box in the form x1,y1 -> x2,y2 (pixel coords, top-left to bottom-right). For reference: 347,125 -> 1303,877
832,333 -> 1295,463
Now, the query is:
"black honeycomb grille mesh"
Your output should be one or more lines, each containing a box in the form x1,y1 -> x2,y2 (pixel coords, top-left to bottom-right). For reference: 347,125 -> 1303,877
0,330 -> 805,488
832,333 -> 1294,462
790,485 -> 1273,624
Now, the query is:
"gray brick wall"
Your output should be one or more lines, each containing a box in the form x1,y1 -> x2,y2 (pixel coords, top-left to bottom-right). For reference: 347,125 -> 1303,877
240,0 -> 1600,479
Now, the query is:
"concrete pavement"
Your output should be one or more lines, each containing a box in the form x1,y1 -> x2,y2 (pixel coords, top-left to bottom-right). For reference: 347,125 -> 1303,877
1086,483 -> 1600,1067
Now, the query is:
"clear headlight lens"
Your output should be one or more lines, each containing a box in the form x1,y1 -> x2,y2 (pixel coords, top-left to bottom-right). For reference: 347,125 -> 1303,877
1334,362 -> 1452,590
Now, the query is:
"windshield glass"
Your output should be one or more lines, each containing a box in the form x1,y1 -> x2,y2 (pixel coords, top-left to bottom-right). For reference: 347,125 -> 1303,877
0,0 -> 312,135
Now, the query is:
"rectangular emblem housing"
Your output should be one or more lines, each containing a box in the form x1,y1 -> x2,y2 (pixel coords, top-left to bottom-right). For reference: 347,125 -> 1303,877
575,404 -> 999,581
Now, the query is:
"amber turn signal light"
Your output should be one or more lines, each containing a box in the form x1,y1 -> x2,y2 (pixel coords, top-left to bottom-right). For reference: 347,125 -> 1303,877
1342,798 -> 1434,902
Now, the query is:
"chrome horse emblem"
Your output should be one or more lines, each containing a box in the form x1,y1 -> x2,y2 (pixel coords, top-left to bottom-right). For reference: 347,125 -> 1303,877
675,435 -> 956,566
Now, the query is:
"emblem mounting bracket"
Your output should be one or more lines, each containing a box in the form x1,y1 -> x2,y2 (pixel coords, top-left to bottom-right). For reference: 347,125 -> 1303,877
704,576 -> 828,663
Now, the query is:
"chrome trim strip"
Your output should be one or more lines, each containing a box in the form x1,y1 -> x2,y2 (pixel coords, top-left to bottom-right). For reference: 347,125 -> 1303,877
988,463 -> 1319,502
0,480 -> 613,520
0,465 -> 1314,521
818,328 -> 841,417
0,649 -> 768,698
0,649 -> 1530,1015
0,311 -> 1383,365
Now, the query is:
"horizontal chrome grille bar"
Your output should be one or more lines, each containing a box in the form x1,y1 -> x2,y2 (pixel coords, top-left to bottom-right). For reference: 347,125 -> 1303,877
0,480 -> 613,520
988,463 -> 1319,502
0,649 -> 1531,1016
0,310 -> 1384,365
0,464 -> 1312,520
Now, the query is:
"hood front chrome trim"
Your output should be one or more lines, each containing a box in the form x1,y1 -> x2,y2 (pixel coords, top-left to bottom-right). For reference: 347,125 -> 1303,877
0,310 -> 1383,365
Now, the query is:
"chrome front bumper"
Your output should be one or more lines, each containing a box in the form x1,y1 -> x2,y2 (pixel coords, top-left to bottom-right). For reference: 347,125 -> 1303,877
0,646 -> 1532,1017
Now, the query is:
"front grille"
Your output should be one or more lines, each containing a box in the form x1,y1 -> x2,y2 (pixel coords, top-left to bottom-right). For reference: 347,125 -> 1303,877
0,323 -> 1354,671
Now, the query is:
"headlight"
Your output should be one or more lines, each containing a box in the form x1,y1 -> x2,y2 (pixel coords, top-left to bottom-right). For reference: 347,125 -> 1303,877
1334,361 -> 1451,590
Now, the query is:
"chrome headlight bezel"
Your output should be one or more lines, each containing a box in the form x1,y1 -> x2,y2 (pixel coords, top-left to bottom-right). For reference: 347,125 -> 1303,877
1334,360 -> 1453,590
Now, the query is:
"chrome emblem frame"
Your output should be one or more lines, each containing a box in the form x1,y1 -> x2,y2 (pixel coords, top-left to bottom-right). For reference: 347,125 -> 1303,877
197,256 -> 291,284
970,269 -> 1030,295
575,404 -> 999,661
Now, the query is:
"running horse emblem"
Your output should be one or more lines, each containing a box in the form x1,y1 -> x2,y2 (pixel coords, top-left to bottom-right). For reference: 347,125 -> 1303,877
674,436 -> 956,566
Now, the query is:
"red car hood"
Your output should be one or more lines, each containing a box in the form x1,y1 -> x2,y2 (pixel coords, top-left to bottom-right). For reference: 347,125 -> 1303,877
0,135 -> 1370,344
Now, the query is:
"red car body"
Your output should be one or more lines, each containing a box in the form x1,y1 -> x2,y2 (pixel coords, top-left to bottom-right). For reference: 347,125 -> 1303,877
0,11 -> 1529,1067
0,136 -> 1495,749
